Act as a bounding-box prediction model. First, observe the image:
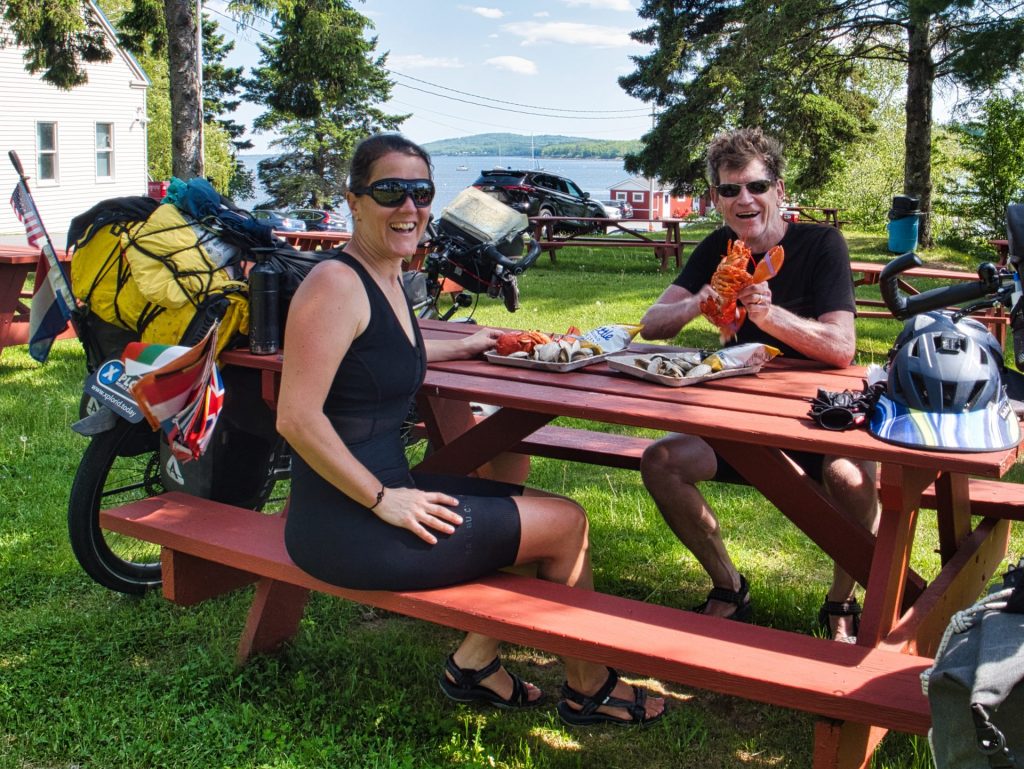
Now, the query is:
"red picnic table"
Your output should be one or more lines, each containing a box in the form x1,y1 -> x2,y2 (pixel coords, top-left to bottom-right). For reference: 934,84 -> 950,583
0,244 -> 74,358
189,319 -> 1022,768
410,320 -> 1021,767
274,230 -> 351,251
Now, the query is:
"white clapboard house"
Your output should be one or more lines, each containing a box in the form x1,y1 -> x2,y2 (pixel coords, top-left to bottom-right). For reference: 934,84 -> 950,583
0,1 -> 150,243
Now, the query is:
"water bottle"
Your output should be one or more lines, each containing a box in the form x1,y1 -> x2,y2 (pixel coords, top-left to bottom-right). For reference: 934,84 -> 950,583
248,250 -> 280,355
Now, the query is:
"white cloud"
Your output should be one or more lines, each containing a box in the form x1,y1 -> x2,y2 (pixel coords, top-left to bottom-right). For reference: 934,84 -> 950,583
467,6 -> 504,18
534,10 -> 550,16
485,56 -> 538,75
388,54 -> 463,70
561,0 -> 633,10
503,21 -> 634,47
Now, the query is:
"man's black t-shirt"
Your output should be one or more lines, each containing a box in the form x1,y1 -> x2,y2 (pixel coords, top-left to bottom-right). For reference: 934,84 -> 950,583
673,223 -> 856,359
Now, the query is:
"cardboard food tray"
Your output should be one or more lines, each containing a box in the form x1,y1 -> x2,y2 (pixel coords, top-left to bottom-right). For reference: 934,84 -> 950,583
607,353 -> 762,387
484,350 -> 613,373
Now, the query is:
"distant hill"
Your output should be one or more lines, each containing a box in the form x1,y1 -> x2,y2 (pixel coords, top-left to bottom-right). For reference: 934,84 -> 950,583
423,133 -> 642,160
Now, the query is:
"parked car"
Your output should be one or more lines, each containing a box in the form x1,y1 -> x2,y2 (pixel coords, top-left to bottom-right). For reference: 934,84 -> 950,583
597,198 -> 634,220
287,208 -> 347,232
471,169 -> 608,229
251,209 -> 306,232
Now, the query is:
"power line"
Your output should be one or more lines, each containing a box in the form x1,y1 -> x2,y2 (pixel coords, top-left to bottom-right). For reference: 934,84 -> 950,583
394,81 -> 645,121
390,98 -> 646,138
390,70 -> 649,115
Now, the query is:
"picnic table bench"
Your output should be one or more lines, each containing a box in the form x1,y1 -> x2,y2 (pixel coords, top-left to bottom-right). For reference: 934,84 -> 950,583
89,321 -> 1024,768
529,216 -> 698,272
850,259 -> 1010,343
102,490 -> 933,750
0,244 -> 74,358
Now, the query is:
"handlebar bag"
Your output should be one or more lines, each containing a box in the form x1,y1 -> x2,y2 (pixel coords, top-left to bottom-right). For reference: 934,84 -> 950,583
923,561 -> 1024,768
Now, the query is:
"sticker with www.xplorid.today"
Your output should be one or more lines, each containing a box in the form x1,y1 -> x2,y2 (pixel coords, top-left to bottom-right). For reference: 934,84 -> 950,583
85,358 -> 146,423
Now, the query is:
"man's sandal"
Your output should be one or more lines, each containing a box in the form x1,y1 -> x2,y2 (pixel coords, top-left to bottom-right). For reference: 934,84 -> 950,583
818,596 -> 861,643
693,573 -> 753,622
556,667 -> 665,727
438,654 -> 544,709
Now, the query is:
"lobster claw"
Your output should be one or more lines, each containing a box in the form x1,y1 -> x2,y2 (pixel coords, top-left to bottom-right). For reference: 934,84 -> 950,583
752,245 -> 784,283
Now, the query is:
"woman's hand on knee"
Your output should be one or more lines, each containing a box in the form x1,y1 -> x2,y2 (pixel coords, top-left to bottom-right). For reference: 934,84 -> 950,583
373,488 -> 463,544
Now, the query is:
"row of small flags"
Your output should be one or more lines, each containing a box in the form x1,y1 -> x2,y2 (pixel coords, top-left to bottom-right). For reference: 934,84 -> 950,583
8,150 -> 223,461
124,328 -> 224,462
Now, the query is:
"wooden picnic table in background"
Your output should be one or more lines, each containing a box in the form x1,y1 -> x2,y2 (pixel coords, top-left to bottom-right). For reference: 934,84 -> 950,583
528,216 -> 698,271
0,244 -> 74,358
784,206 -> 846,228
849,259 -> 1009,343
274,230 -> 351,250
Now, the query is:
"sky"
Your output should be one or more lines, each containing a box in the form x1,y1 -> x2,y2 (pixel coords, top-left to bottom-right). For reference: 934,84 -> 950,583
203,0 -> 656,154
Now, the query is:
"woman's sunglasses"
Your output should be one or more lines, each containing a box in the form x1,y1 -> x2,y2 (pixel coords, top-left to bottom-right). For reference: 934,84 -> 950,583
715,179 -> 775,198
351,178 -> 435,208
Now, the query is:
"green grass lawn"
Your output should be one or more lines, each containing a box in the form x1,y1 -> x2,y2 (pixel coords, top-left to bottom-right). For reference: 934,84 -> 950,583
1,228 -> 1019,769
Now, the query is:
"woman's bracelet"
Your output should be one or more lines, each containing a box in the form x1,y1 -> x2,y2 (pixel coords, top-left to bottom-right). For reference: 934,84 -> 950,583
368,484 -> 386,510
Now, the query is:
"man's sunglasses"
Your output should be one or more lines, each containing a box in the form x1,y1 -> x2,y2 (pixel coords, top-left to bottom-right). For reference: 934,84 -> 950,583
715,179 -> 775,198
351,178 -> 435,208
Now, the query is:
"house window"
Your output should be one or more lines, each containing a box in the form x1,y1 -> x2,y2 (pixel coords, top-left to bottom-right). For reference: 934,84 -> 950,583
95,123 -> 114,179
36,122 -> 57,181
631,192 -> 644,203
614,192 -> 626,201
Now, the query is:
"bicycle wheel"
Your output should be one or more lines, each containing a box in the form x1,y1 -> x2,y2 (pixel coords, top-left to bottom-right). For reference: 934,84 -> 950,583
67,419 -> 165,595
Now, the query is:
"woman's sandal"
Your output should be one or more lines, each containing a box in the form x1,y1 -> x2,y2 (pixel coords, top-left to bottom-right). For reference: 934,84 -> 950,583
693,573 -> 753,622
438,654 -> 544,709
818,595 -> 861,643
556,667 -> 665,727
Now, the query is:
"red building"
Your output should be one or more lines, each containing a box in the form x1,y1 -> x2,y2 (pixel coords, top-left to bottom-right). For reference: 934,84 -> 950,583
608,177 -> 693,219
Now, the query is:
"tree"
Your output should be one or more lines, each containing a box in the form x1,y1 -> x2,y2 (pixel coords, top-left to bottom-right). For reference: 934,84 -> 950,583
944,94 -> 1024,241
622,0 -> 1024,246
1,0 -> 113,87
245,0 -> 406,209
117,0 -> 203,178
4,0 -> 204,179
818,59 -> 907,229
200,13 -> 255,200
620,1 -> 876,196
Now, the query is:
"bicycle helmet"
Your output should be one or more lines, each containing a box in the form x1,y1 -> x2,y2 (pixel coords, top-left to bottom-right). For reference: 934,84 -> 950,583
889,311 -> 1004,368
869,321 -> 1021,452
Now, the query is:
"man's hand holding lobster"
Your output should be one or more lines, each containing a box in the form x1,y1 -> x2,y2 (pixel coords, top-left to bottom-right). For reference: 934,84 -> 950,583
738,280 -> 773,324
699,239 -> 784,342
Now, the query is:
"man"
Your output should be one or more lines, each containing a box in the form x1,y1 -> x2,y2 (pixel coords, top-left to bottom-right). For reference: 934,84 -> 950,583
639,127 -> 876,642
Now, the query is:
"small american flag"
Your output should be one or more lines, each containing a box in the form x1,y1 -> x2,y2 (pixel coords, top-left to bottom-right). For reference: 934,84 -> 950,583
9,183 -> 45,247
8,180 -> 75,362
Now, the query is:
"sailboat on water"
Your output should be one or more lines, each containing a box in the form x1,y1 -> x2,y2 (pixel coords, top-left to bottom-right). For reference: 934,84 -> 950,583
456,163 -> 469,171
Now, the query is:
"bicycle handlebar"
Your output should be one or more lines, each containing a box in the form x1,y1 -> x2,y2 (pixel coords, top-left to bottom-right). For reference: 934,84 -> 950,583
482,238 -> 543,275
879,251 -> 1004,320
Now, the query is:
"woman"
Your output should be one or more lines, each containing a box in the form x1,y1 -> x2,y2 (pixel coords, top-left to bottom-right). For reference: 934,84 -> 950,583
276,133 -> 664,727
